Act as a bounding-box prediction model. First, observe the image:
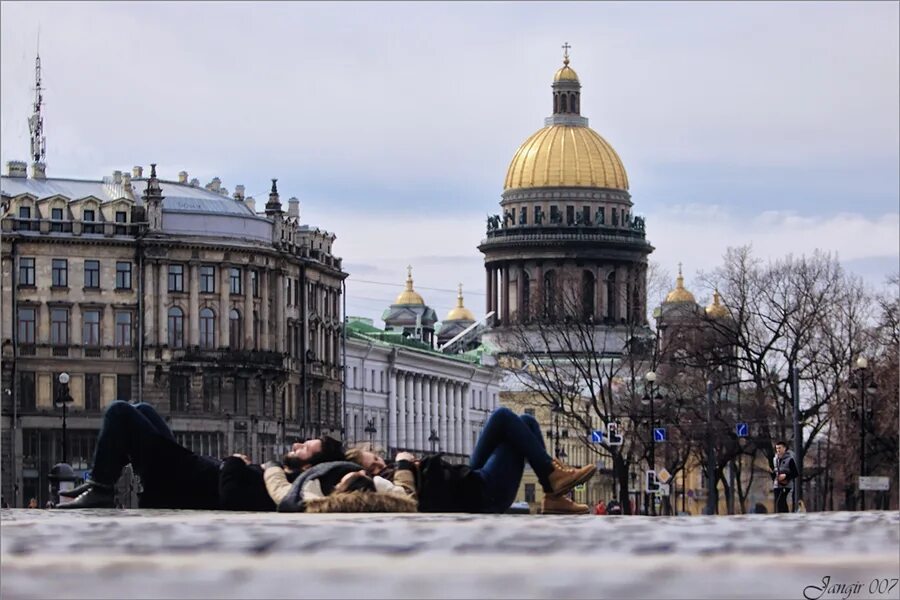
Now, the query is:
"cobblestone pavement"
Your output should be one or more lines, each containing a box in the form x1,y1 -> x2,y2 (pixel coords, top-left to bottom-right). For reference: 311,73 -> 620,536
1,509 -> 898,599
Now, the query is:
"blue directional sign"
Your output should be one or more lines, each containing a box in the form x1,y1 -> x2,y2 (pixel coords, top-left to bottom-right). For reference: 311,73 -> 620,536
590,430 -> 604,443
736,422 -> 749,437
653,427 -> 667,442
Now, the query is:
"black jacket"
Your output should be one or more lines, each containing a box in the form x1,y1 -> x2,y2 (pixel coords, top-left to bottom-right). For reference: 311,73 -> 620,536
218,457 -> 277,511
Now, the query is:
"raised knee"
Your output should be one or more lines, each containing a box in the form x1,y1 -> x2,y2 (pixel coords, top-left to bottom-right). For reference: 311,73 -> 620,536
519,413 -> 539,428
492,407 -> 515,419
104,400 -> 134,418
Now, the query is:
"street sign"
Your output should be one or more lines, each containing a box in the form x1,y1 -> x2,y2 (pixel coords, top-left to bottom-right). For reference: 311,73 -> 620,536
82,470 -> 90,482
656,468 -> 672,484
653,427 -> 667,442
656,483 -> 670,496
646,470 -> 659,493
859,476 -> 890,491
606,422 -> 623,446
590,430 -> 604,444
735,422 -> 749,437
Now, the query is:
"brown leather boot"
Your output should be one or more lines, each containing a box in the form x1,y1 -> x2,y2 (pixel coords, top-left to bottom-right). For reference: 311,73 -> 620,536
546,462 -> 596,496
541,493 -> 591,515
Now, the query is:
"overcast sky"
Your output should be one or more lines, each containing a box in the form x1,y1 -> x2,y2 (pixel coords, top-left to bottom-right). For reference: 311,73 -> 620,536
2,1 -> 897,325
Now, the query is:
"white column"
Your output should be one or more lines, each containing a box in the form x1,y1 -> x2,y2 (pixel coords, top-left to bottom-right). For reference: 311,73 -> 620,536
455,385 -> 464,456
439,381 -> 448,453
396,372 -> 406,450
422,376 -> 431,451
412,375 -> 422,451
448,383 -> 457,454
405,375 -> 415,448
144,261 -> 156,346
243,269 -> 253,348
462,384 -> 470,456
388,370 -> 398,450
275,271 -> 285,353
430,378 -> 439,450
260,268 -> 270,350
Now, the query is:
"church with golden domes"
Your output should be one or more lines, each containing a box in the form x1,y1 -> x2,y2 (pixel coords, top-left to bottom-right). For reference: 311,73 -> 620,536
479,47 -> 654,350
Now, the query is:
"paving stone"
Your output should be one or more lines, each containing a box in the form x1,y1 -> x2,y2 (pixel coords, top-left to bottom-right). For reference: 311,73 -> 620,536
1,509 -> 898,599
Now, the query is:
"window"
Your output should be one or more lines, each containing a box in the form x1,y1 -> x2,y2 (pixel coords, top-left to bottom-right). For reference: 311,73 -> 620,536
203,375 -> 221,412
83,209 -> 95,221
168,307 -> 184,348
524,483 -> 536,503
117,374 -> 132,402
82,310 -> 101,346
115,311 -> 132,348
18,307 -> 36,344
168,264 -> 184,292
115,211 -> 127,235
115,262 -> 131,289
229,309 -> 242,350
19,257 -> 35,286
83,209 -> 99,234
199,308 -> 216,349
597,207 -> 605,225
200,266 -> 216,293
18,206 -> 31,220
18,371 -> 36,410
52,259 -> 68,287
84,374 -> 100,411
566,205 -> 575,225
51,207 -> 64,231
170,374 -> 190,412
84,260 -> 100,288
229,267 -> 242,294
550,205 -> 560,223
50,308 -> 69,345
251,270 -> 259,297
234,377 -> 248,415
582,206 -> 591,224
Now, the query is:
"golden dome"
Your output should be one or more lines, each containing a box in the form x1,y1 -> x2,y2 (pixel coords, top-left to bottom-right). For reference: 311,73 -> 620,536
445,283 -> 476,322
503,125 -> 629,191
554,64 -> 579,82
394,265 -> 425,306
705,289 -> 729,319
665,264 -> 696,304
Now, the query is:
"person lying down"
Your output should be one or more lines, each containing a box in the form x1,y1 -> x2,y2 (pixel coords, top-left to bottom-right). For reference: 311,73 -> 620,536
263,452 -> 416,513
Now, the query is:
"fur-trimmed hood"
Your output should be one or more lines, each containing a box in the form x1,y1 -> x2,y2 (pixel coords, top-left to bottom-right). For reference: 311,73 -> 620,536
305,491 -> 417,513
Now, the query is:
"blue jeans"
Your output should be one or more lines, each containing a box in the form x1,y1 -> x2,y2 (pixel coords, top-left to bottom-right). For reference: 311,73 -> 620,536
90,401 -> 220,509
468,407 -> 554,513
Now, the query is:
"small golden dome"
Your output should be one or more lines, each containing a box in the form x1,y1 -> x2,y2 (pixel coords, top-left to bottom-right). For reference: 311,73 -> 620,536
705,289 -> 729,319
394,265 -> 425,305
554,64 -> 579,82
665,263 -> 696,304
504,125 -> 629,191
445,283 -> 476,322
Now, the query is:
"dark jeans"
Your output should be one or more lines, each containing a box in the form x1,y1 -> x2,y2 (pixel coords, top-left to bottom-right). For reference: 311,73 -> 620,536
91,401 -> 220,509
468,407 -> 554,513
774,487 -> 791,513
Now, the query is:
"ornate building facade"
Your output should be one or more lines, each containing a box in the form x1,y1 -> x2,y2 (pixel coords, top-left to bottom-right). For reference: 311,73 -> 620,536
0,162 -> 346,507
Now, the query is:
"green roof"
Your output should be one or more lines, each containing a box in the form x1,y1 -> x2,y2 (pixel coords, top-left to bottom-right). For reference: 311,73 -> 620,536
345,319 -> 482,365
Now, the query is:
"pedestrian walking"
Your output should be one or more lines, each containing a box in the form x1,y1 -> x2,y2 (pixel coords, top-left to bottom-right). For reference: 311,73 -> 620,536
772,440 -> 799,513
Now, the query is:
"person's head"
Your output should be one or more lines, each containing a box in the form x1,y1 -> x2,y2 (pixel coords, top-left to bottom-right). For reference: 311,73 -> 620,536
345,446 -> 387,477
775,441 -> 788,457
27,497 -> 37,508
334,470 -> 376,494
283,436 -> 345,472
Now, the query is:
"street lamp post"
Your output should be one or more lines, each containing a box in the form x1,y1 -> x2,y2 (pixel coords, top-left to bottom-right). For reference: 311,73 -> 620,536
705,379 -> 717,515
364,418 -> 377,451
643,371 -> 661,516
851,357 -> 876,511
54,372 -> 73,464
428,428 -> 440,453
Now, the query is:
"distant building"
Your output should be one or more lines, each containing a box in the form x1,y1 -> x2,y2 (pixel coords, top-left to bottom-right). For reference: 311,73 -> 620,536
0,162 -> 346,507
344,272 -> 500,460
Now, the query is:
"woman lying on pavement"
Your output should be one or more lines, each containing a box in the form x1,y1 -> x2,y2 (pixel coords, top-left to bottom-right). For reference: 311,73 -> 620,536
353,406 -> 596,514
56,400 -> 345,510
263,449 -> 416,513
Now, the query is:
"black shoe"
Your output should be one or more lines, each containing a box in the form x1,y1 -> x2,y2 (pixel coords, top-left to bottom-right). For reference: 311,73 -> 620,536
59,481 -> 95,498
55,486 -> 115,509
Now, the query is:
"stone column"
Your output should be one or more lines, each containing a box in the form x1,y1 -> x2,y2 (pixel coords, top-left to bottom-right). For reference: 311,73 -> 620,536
430,378 -> 439,449
501,266 -> 510,325
438,380 -> 448,453
388,370 -> 398,450
188,262 -> 199,346
516,264 -> 526,323
275,270 -> 285,353
488,268 -> 497,324
260,268 -> 270,350
219,264 -> 230,348
445,383 -> 455,454
596,266 -> 607,321
534,263 -> 544,318
243,268 -> 253,348
70,302 -> 81,355
421,376 -> 431,452
485,268 -> 492,316
461,385 -> 470,456
144,261 -> 156,346
617,266 -> 628,323
396,372 -> 406,450
413,375 -> 422,451
405,375 -> 414,448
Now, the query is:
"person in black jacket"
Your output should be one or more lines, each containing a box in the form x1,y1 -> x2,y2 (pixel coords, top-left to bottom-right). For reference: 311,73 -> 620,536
57,400 -> 344,509
772,440 -> 799,513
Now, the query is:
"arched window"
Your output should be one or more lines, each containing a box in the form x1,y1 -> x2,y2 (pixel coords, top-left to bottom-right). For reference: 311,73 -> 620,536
582,271 -> 596,320
521,270 -> 531,322
553,94 -> 559,114
572,94 -> 579,114
606,271 -> 617,321
199,308 -> 216,349
560,94 -> 568,113
168,307 -> 184,348
229,309 -> 242,350
543,270 -> 556,320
